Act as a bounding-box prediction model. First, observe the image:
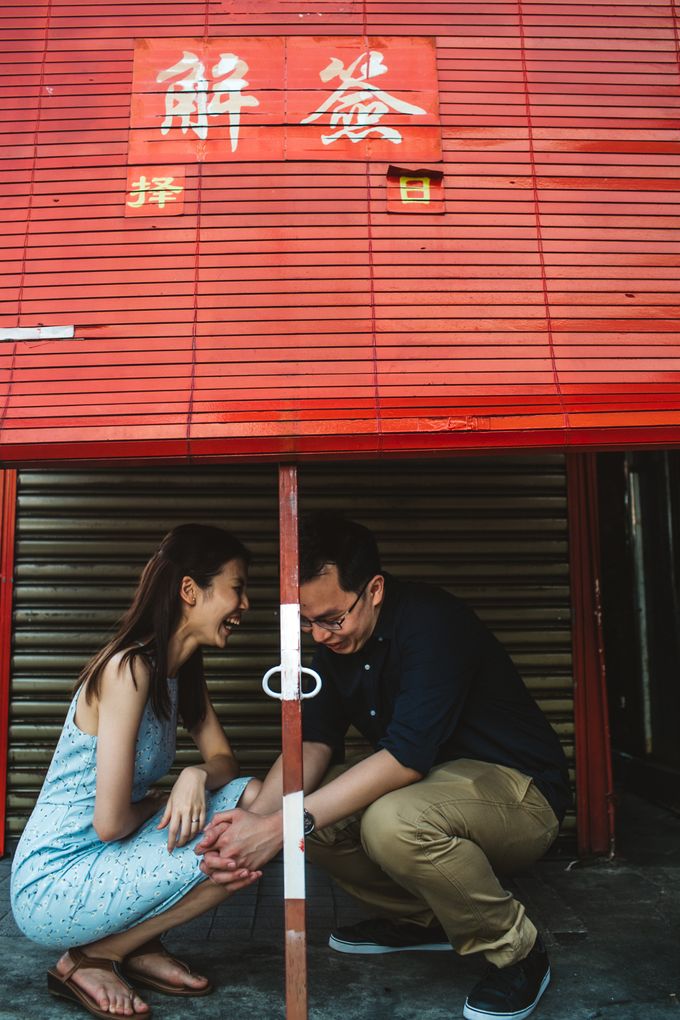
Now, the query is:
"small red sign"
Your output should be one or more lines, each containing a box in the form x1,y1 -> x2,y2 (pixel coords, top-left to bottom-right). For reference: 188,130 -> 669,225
386,165 -> 445,213
125,166 -> 186,216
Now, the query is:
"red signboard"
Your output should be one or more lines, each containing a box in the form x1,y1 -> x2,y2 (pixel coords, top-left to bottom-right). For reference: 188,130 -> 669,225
125,166 -> 186,216
128,36 -> 441,165
386,165 -> 445,213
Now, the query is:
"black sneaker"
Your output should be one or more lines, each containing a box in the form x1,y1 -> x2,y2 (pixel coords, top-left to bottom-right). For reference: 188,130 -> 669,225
328,918 -> 452,954
463,935 -> 551,1020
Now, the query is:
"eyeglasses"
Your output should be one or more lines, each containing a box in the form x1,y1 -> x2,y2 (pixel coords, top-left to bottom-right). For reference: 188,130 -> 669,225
300,579 -> 370,633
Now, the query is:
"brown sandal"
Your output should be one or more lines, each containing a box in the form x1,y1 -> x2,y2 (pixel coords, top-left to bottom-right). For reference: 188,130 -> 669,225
47,946 -> 151,1019
123,937 -> 213,997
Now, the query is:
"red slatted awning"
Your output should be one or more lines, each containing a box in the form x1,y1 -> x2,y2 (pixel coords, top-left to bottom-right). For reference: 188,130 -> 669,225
2,1 -> 680,464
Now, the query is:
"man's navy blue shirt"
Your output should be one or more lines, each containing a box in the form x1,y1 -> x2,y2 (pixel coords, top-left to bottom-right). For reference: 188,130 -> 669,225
302,574 -> 571,823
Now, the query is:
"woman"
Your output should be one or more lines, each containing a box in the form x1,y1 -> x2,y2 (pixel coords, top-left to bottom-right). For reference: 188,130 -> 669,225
11,523 -> 263,1019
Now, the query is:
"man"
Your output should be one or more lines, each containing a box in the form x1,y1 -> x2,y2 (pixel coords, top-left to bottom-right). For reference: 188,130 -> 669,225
197,512 -> 571,1020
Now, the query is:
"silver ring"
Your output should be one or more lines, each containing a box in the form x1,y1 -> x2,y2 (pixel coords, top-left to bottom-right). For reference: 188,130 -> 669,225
191,817 -> 200,823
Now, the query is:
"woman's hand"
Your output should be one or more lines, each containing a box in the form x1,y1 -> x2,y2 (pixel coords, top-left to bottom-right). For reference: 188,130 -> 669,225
196,808 -> 283,875
157,766 -> 208,852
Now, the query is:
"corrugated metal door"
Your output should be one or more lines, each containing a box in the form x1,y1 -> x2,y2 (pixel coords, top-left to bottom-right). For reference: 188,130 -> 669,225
7,455 -> 573,836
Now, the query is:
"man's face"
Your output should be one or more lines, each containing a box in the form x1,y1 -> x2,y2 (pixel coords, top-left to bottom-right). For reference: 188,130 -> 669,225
299,564 -> 384,655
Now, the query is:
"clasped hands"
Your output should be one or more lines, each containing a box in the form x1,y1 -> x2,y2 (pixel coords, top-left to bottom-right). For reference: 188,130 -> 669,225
194,808 -> 283,886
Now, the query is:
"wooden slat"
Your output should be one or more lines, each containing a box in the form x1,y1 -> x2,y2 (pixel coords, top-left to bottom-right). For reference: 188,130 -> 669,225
1,4 -> 680,459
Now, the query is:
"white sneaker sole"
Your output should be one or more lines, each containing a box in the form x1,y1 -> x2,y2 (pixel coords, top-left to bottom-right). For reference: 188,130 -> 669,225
462,967 -> 551,1020
328,935 -> 453,954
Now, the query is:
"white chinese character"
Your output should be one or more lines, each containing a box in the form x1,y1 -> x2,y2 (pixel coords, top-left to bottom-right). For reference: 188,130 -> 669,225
157,51 -> 210,140
156,50 -> 259,152
208,53 -> 260,152
301,50 -> 427,145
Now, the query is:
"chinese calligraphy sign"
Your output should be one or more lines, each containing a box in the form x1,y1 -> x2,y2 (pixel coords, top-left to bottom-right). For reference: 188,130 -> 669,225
386,165 -> 445,213
125,166 -> 186,216
156,51 -> 259,151
301,51 -> 428,146
129,36 -> 441,164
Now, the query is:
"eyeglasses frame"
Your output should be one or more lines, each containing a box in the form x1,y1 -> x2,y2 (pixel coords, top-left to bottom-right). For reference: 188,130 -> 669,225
300,577 -> 371,633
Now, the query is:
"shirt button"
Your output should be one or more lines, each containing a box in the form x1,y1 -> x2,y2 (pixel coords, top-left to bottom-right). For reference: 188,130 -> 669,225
378,636 -> 383,642
370,709 -> 376,717
364,664 -> 371,671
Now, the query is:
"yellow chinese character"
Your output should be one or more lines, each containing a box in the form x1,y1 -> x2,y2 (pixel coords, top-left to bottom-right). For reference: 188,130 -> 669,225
127,175 -> 183,210
399,175 -> 430,203
127,175 -> 151,208
147,176 -> 184,209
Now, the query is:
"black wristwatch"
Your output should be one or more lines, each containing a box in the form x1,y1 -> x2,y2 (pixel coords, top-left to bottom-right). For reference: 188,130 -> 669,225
303,808 -> 316,837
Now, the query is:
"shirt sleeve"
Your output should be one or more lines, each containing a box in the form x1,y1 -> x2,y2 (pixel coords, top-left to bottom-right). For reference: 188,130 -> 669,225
301,648 -> 350,759
377,592 -> 484,774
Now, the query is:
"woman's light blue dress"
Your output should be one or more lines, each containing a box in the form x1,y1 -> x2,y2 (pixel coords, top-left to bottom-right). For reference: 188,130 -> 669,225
10,678 -> 251,950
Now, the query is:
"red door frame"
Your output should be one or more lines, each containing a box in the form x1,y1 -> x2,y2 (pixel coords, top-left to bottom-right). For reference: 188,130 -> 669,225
0,469 -> 17,858
566,452 -> 615,857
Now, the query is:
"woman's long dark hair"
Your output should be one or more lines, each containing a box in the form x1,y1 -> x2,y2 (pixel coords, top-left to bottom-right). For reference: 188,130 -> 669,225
75,524 -> 251,731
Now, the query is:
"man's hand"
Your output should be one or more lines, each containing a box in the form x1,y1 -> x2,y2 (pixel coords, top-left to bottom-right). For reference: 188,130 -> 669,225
195,807 -> 283,880
194,814 -> 230,855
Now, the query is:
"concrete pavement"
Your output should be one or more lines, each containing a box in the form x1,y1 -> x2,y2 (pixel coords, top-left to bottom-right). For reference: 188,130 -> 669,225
1,791 -> 678,1020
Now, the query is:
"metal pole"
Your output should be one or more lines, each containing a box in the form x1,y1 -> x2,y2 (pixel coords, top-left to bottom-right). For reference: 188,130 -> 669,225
262,466 -> 321,1017
626,459 -> 653,755
278,464 -> 307,1019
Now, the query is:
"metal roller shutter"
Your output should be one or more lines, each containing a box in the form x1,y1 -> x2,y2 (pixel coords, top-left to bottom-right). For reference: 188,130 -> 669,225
7,455 -> 573,836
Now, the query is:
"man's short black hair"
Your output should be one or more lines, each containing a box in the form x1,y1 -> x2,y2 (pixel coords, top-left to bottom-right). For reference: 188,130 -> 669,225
299,511 -> 382,592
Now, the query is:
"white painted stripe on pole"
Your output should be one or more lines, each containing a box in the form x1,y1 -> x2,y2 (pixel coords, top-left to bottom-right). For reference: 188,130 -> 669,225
280,602 -> 301,701
283,789 -> 306,900
0,326 -> 75,342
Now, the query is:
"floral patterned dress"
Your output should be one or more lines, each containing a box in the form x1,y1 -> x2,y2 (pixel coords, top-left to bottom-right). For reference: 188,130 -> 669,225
10,678 -> 251,949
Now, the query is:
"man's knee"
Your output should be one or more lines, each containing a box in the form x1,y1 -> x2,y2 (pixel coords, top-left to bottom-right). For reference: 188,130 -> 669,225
360,789 -> 470,874
360,794 -> 411,868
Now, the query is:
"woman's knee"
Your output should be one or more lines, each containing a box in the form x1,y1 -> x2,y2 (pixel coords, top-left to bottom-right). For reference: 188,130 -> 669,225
239,778 -> 262,809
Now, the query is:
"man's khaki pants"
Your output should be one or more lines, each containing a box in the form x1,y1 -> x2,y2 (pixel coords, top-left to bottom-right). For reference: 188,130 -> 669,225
306,757 -> 559,967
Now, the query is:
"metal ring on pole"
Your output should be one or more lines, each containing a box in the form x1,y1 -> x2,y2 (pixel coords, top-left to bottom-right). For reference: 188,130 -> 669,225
262,665 -> 322,701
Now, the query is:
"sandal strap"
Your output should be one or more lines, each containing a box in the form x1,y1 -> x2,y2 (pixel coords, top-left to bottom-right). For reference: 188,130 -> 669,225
63,947 -> 131,989
125,937 -> 191,977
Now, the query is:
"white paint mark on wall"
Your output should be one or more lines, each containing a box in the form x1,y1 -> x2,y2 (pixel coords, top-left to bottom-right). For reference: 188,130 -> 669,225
0,326 -> 75,342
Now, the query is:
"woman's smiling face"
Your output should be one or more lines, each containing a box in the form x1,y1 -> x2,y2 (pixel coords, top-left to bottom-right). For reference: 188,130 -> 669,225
191,557 -> 250,648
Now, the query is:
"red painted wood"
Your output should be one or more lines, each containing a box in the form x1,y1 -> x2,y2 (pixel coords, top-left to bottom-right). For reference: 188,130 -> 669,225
566,453 -> 616,857
278,465 -> 308,1020
2,4 -> 680,460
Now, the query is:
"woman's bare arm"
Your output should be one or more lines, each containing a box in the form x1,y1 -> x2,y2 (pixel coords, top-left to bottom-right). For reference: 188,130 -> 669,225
93,654 -> 161,842
157,685 -> 243,851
